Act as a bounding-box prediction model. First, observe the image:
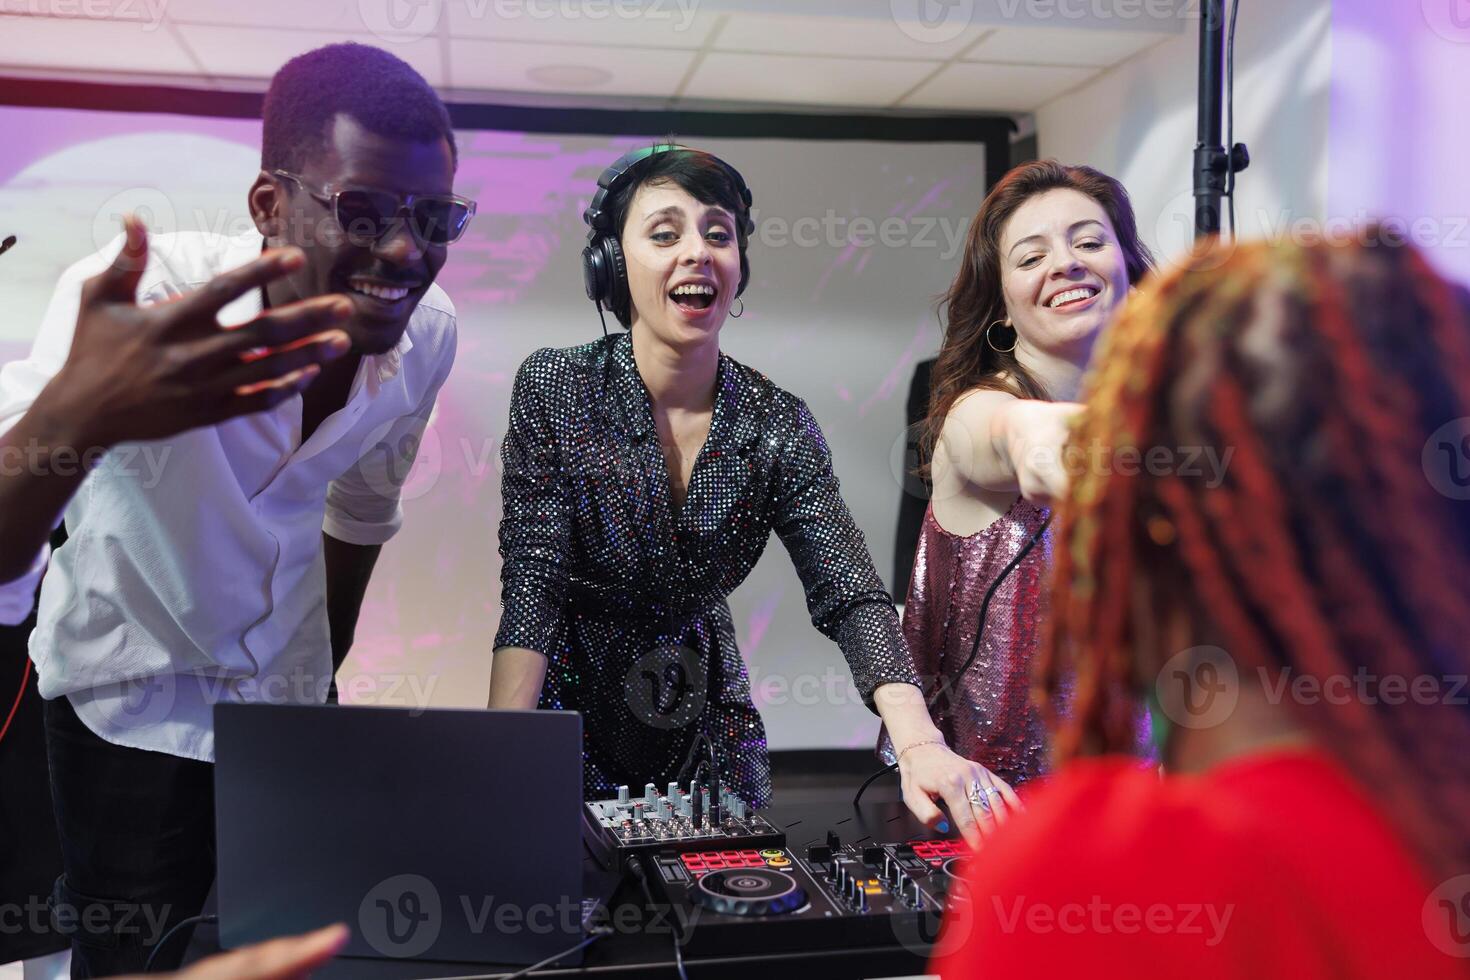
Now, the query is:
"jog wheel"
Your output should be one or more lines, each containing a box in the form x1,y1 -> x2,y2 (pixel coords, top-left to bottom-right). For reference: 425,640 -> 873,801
934,857 -> 971,903
693,868 -> 806,916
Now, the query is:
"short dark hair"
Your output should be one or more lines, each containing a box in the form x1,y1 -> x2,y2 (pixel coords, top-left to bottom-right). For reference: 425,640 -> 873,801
603,147 -> 752,327
261,43 -> 456,173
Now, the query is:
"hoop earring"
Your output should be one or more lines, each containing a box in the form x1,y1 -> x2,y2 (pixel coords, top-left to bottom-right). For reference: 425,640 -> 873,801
985,318 -> 1016,353
730,298 -> 745,319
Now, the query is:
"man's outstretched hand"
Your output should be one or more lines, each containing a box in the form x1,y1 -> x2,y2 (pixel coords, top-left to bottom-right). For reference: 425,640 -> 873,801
0,214 -> 354,589
46,213 -> 353,449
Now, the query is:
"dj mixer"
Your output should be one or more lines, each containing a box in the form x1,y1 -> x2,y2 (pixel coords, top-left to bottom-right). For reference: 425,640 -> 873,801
581,778 -> 971,963
582,779 -> 785,869
642,834 -> 971,956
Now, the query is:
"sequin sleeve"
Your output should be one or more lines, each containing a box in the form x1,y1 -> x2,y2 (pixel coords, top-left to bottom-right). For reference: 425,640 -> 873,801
771,398 -> 922,709
493,349 -> 573,656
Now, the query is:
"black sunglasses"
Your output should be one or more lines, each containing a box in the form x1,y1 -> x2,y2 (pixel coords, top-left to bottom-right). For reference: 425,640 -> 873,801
272,170 -> 477,247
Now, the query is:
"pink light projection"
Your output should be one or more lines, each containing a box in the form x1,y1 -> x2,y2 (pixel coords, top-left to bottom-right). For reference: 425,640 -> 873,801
1,105 -> 991,748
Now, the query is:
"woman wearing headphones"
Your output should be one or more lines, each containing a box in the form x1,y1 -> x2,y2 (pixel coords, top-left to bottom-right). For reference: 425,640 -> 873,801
489,144 -> 1013,845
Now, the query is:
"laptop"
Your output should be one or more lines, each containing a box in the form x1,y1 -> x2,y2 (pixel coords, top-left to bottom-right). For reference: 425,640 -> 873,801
214,704 -> 599,966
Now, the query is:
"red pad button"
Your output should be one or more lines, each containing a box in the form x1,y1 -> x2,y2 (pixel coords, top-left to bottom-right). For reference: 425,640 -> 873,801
913,839 -> 966,859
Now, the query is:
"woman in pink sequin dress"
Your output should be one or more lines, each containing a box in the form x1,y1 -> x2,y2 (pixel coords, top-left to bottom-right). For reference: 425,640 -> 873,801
881,161 -> 1155,795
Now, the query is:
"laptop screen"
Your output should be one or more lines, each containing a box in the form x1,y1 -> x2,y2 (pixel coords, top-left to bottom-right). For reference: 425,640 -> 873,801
214,704 -> 585,966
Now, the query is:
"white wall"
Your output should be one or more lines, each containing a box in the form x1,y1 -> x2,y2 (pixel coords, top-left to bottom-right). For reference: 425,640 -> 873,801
1034,0 -> 1332,265
0,110 -> 991,752
1327,0 -> 1470,284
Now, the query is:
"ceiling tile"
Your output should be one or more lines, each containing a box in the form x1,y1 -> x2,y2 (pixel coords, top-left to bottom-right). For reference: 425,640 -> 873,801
163,0 -> 363,32
713,12 -> 989,61
964,26 -> 1165,67
0,14 -> 198,74
444,0 -> 717,48
901,61 -> 1097,112
682,52 -> 937,109
449,38 -> 694,97
5,0 -> 161,23
175,25 -> 445,87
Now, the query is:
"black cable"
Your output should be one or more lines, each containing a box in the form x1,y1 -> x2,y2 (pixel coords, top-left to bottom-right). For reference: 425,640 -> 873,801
596,300 -> 615,415
624,856 -> 689,980
676,730 -> 715,784
0,660 -> 31,750
144,913 -> 218,972
415,928 -> 614,980
851,761 -> 898,806
492,930 -> 612,980
1225,0 -> 1241,240
852,514 -> 1053,808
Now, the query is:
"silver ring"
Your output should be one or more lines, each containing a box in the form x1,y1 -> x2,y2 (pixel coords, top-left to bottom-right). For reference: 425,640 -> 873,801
967,780 -> 991,813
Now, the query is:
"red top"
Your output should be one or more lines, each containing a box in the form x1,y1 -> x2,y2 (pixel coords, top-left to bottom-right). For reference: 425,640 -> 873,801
930,748 -> 1469,979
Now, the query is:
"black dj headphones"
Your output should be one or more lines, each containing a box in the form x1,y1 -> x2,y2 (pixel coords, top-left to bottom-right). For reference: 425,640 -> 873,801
581,143 -> 755,325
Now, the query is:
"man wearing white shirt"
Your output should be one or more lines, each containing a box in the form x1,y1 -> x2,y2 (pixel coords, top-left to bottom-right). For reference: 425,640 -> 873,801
0,44 -> 472,976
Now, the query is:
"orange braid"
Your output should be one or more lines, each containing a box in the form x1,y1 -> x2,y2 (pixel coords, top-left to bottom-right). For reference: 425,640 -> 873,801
1037,235 -> 1470,881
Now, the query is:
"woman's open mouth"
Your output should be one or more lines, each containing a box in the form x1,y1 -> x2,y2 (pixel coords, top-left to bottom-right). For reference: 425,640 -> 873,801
670,282 -> 717,312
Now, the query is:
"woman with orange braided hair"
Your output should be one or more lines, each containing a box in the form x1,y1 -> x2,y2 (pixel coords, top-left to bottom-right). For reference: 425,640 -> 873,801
931,235 -> 1470,978
878,160 -> 1155,819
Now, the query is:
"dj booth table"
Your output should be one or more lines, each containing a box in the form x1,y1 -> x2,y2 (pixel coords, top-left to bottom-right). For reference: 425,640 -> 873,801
190,797 -> 948,979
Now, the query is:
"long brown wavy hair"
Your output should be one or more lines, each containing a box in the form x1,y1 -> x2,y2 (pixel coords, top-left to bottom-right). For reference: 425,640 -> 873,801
1038,234 -> 1470,882
920,160 -> 1155,474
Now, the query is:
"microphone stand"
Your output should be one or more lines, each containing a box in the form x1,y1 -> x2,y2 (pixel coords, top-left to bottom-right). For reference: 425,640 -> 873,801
1194,0 -> 1249,238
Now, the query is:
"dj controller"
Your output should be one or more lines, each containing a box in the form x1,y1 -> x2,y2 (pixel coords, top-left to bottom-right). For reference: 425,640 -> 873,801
583,779 -> 970,961
645,836 -> 969,956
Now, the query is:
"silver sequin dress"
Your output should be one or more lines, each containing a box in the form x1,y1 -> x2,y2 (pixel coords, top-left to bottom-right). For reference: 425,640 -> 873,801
495,333 -> 920,806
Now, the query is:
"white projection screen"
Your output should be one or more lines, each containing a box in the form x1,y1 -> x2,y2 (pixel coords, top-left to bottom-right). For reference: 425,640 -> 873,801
0,102 -> 995,751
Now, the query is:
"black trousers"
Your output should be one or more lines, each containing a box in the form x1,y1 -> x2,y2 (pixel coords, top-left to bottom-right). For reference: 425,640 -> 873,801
43,693 -> 215,978
1,525 -> 68,966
